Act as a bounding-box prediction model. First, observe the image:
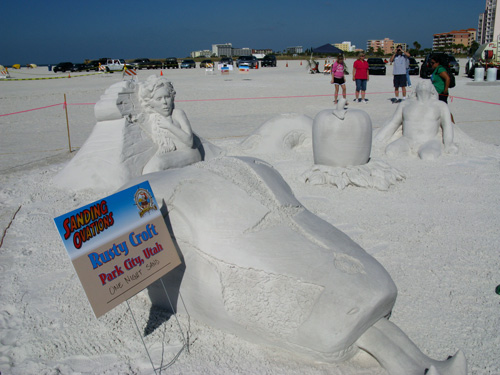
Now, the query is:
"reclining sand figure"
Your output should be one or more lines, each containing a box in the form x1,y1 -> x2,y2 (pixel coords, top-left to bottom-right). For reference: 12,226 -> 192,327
135,156 -> 466,375
375,80 -> 458,160
54,76 -> 219,192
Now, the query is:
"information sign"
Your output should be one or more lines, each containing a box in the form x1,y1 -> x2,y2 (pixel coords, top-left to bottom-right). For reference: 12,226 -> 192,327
54,181 -> 181,318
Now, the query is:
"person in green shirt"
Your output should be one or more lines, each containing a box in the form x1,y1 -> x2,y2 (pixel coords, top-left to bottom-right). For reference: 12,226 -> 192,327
430,55 -> 451,103
430,55 -> 454,122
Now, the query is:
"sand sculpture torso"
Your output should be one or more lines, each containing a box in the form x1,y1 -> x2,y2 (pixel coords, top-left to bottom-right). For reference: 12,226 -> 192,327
375,80 -> 458,160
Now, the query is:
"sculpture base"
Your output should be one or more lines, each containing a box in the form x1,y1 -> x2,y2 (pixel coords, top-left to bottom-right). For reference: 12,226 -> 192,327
302,159 -> 405,191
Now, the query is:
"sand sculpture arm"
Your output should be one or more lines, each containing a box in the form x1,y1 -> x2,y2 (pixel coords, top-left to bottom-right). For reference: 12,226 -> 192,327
439,103 -> 457,153
161,109 -> 194,148
374,104 -> 404,143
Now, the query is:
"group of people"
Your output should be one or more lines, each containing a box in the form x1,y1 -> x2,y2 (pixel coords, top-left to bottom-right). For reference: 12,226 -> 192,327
330,46 -> 453,109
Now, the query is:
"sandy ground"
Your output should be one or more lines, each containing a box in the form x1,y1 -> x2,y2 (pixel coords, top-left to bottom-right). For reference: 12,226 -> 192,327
1,60 -> 500,375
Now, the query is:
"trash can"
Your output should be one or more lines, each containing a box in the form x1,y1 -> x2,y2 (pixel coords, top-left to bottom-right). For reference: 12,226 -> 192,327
474,67 -> 484,82
486,67 -> 497,82
48,65 -> 52,72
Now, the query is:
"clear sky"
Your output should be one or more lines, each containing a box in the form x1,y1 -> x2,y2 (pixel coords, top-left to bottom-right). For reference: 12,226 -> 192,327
2,0 -> 485,65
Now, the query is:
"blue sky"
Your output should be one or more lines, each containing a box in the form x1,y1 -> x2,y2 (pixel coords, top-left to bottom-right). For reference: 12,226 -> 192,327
2,0 -> 485,65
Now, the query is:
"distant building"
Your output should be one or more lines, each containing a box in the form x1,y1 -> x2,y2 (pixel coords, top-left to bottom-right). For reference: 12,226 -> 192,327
191,50 -> 212,58
232,47 -> 252,56
286,46 -> 303,54
433,29 -> 477,52
211,43 -> 252,57
212,43 -> 232,57
366,38 -> 394,54
334,41 -> 356,52
252,49 -> 273,55
477,0 -> 499,43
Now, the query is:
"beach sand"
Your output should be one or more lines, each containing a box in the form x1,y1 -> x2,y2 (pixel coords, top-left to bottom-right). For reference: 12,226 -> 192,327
1,60 -> 499,374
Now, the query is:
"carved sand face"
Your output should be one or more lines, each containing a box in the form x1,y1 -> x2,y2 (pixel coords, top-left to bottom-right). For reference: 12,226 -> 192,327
150,86 -> 174,117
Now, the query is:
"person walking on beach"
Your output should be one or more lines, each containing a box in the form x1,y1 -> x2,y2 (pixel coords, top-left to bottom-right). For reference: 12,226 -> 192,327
390,45 -> 410,102
430,54 -> 455,123
331,54 -> 348,104
352,52 -> 369,103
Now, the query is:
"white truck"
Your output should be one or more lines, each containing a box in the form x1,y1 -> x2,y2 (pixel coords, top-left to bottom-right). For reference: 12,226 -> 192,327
466,41 -> 500,78
102,59 -> 126,72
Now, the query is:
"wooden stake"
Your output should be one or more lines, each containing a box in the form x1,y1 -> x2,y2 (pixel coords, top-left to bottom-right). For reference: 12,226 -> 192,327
64,94 -> 72,152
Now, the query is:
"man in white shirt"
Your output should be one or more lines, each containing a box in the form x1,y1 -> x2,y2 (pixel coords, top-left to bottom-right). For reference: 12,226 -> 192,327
390,45 -> 410,102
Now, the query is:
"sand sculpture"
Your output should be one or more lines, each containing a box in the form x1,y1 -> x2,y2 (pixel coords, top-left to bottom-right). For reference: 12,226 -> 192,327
238,113 -> 313,154
56,76 -> 466,374
302,99 -> 405,190
138,157 -> 465,375
375,80 -> 458,159
54,76 -> 221,192
137,76 -> 202,173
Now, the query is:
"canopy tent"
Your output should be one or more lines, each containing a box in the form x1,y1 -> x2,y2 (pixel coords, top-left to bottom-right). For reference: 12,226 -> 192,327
312,44 -> 344,55
307,44 -> 344,73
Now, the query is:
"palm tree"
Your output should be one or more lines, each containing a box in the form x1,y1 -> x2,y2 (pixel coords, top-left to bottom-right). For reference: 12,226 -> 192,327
413,41 -> 421,53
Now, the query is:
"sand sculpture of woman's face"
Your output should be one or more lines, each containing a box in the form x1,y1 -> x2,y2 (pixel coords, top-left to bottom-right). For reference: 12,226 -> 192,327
139,76 -> 176,117
150,86 -> 174,117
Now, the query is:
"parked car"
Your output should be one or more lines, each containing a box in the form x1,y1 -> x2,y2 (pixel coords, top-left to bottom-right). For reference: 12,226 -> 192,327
261,54 -> 277,67
164,58 -> 179,69
130,58 -> 162,70
420,53 -> 458,78
236,55 -> 259,68
180,59 -> 196,69
367,58 -> 386,75
448,55 -> 460,75
72,63 -> 87,72
219,57 -> 233,65
53,62 -> 74,73
84,58 -> 107,71
408,57 -> 419,75
200,59 -> 214,68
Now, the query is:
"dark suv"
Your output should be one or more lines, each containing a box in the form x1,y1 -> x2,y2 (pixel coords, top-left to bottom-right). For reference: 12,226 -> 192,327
408,57 -> 419,75
261,55 -> 277,67
130,58 -> 162,70
367,58 -> 386,75
53,62 -> 74,72
164,58 -> 179,69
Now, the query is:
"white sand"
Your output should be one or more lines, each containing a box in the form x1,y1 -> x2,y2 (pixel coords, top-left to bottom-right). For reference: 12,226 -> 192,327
1,60 -> 500,374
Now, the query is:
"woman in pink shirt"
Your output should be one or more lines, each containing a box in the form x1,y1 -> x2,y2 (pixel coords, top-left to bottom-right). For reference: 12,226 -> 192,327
330,54 -> 348,104
352,52 -> 369,103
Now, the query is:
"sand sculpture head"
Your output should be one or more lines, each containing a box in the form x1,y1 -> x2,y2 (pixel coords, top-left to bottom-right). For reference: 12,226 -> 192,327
138,76 -> 176,116
411,79 -> 439,101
